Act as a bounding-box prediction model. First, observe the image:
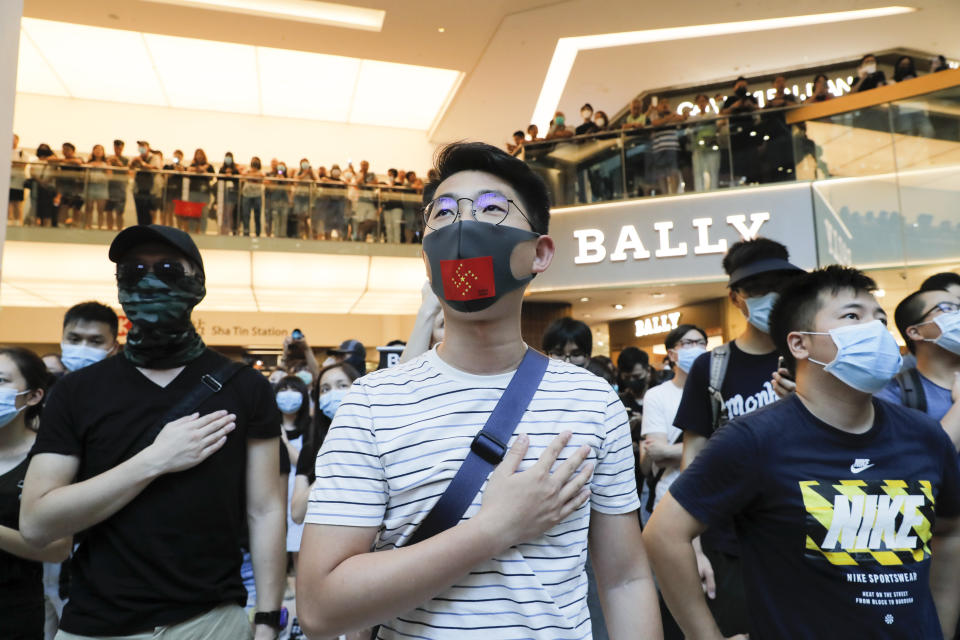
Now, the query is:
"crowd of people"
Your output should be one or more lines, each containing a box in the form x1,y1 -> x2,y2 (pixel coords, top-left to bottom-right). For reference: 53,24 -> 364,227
508,53 -> 955,196
7,137 -> 433,243
3,141 -> 960,640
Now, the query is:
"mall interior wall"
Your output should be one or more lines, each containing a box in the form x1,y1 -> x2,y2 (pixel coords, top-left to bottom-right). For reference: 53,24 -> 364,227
13,92 -> 438,173
0,2 -> 23,262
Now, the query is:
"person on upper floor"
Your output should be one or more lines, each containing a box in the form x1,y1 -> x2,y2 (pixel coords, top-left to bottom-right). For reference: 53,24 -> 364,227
593,110 -> 610,132
622,98 -> 653,130
646,265 -> 960,640
84,144 -> 110,230
674,237 -> 804,639
55,142 -> 86,228
9,134 -> 28,226
129,141 -> 162,227
31,144 -> 58,229
506,131 -> 525,157
648,97 -> 686,195
545,111 -> 574,140
874,287 -> 960,452
761,75 -> 798,183
851,53 -> 888,93
59,302 -> 119,373
688,93 -> 721,192
105,139 -> 130,231
0,347 -> 69,640
185,148 -> 214,235
526,124 -> 541,142
160,149 -> 185,229
722,77 -> 761,185
575,103 -> 600,136
894,55 -> 919,82
218,152 -> 242,236
804,73 -> 833,103
931,54 -> 950,73
239,156 -> 264,238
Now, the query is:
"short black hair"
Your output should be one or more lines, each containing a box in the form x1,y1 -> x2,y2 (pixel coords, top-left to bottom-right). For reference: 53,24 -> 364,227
735,76 -> 747,84
895,289 -> 948,354
581,103 -> 593,111
388,168 -> 398,177
770,265 -> 877,371
664,324 -> 707,350
63,301 -> 119,339
425,141 -> 551,235
722,237 -> 797,293
860,53 -> 877,65
512,130 -> 525,139
542,317 -> 592,357
617,346 -> 649,373
113,139 -> 124,146
62,142 -> 75,151
0,347 -> 55,426
920,272 -> 960,292
813,73 -> 828,84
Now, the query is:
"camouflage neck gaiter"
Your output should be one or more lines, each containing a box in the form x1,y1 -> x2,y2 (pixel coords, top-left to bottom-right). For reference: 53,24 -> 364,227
118,273 -> 207,369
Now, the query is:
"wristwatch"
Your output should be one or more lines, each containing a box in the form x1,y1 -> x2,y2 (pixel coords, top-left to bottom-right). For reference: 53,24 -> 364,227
254,608 -> 288,630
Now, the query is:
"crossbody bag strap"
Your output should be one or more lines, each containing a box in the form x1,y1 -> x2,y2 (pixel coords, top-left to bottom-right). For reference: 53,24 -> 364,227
406,348 -> 550,546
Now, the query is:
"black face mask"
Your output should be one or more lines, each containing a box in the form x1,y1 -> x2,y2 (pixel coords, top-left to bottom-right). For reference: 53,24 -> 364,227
735,86 -> 748,98
422,220 -> 539,313
623,377 -> 647,395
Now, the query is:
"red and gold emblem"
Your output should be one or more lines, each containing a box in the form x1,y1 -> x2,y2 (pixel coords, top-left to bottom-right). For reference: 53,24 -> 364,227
439,256 -> 496,301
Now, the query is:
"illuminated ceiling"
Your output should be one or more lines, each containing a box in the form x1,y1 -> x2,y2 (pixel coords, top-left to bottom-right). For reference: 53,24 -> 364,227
17,17 -> 461,130
139,0 -> 386,31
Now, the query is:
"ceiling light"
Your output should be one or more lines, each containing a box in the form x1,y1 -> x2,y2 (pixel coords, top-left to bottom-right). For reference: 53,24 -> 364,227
531,6 -> 917,129
580,297 -> 590,302
652,292 -> 665,299
141,0 -> 385,32
598,341 -> 604,347
613,304 -> 624,310
875,288 -> 886,298
349,60 -> 461,130
438,27 -> 446,33
584,314 -> 592,318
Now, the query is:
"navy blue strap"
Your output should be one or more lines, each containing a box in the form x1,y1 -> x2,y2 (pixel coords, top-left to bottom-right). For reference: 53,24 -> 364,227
407,348 -> 549,545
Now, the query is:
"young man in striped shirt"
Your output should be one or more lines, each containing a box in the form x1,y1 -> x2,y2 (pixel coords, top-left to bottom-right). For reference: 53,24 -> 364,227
298,142 -> 662,640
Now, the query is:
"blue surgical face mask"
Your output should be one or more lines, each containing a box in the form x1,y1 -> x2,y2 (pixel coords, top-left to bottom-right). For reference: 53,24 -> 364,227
61,343 -> 110,372
920,312 -> 960,356
318,388 -> 349,419
0,387 -> 30,429
800,320 -> 903,393
676,346 -> 707,374
276,389 -> 303,414
745,292 -> 779,334
611,383 -> 619,393
295,370 -> 313,387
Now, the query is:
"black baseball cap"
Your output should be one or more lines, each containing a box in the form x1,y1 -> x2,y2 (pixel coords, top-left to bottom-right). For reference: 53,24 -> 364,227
328,339 -> 365,358
108,224 -> 205,277
728,257 -> 802,288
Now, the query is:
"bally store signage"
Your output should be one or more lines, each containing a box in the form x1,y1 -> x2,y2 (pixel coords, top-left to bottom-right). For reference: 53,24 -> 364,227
528,182 -> 818,293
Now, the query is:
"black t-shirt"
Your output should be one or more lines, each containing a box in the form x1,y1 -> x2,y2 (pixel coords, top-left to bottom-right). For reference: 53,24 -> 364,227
723,93 -> 760,137
32,349 -> 280,635
0,457 -> 43,606
295,436 -> 319,483
670,395 -> 960,639
674,342 -> 779,554
575,121 -> 599,136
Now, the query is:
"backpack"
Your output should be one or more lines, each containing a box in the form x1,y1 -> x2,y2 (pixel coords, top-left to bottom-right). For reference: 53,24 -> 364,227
707,343 -> 732,433
895,367 -> 928,413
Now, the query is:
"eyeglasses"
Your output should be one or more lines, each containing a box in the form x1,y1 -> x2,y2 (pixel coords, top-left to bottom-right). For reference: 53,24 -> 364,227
676,338 -> 708,348
915,301 -> 960,324
116,260 -> 191,288
548,350 -> 587,363
422,192 -> 533,230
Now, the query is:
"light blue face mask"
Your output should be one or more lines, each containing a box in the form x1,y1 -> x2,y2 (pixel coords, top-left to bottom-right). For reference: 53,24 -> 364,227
611,384 -> 619,393
676,346 -> 708,373
0,387 -> 30,429
317,388 -> 349,419
800,320 -> 903,393
295,370 -> 313,387
276,389 -> 303,414
920,311 -> 960,356
61,343 -> 110,372
745,292 -> 779,334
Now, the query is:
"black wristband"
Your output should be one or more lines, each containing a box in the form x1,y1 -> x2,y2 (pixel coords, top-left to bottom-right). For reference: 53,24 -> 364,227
254,609 -> 285,630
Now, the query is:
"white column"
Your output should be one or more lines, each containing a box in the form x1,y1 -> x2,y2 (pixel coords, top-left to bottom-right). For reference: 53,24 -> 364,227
0,0 -> 24,288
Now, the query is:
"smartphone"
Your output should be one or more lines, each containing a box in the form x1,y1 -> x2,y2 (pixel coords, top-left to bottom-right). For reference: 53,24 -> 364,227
291,329 -> 303,340
777,356 -> 795,381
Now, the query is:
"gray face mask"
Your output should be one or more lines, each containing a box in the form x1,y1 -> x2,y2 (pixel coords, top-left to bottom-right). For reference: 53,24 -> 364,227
422,220 -> 539,313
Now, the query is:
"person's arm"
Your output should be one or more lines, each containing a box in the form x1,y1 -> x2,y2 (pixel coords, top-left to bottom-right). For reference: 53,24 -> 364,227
940,373 -> 960,452
589,511 -> 662,639
931,515 -> 960,637
0,526 -> 71,563
297,433 -> 592,638
398,281 -> 442,363
643,493 -> 727,640
642,433 -> 682,466
291,475 -> 311,524
681,431 -> 708,470
246,437 -> 287,640
21,411 -> 236,547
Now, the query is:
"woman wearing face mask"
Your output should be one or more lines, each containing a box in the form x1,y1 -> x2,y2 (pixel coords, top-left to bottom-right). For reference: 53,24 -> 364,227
804,74 -> 833,103
851,53 -> 888,93
217,152 -> 241,236
0,347 -> 70,639
575,103 -> 599,136
186,148 -> 213,235
292,159 -> 315,240
593,110 -> 609,132
84,144 -> 110,230
323,164 -> 348,240
273,376 -> 312,564
239,157 -> 264,237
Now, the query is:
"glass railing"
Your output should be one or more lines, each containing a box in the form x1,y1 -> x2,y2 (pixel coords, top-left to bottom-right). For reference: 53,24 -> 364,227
6,162 -> 426,243
523,80 -> 960,207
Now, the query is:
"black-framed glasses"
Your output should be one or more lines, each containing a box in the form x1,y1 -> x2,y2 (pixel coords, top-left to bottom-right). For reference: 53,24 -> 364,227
422,192 -> 533,230
915,301 -> 960,324
548,350 -> 587,363
116,261 -> 190,288
677,338 -> 708,348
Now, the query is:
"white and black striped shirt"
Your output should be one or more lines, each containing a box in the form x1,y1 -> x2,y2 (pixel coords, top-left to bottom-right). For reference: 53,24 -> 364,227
307,347 -> 640,639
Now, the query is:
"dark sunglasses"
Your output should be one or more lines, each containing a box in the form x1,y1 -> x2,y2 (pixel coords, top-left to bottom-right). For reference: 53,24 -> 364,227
116,261 -> 191,288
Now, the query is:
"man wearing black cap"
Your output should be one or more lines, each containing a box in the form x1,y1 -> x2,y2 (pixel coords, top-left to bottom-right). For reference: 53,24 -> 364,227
670,237 -> 803,637
21,225 -> 286,640
329,339 -> 366,376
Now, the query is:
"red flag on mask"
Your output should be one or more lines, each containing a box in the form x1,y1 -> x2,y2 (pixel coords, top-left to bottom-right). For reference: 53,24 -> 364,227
439,256 -> 496,301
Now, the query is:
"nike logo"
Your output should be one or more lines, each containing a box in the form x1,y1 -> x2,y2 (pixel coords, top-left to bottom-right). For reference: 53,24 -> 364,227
850,458 -> 874,474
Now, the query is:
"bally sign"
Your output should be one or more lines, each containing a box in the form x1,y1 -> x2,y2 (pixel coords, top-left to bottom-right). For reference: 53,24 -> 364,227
636,312 -> 682,337
528,182 -> 818,293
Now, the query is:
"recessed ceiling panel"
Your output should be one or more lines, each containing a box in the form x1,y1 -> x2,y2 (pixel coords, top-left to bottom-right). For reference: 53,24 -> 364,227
15,29 -> 68,97
21,18 -> 166,105
257,47 -> 360,121
349,60 -> 461,130
144,33 -> 259,113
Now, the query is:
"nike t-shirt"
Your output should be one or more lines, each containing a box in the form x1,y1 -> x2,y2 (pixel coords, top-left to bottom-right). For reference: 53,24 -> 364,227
673,342 -> 780,554
670,395 -> 960,639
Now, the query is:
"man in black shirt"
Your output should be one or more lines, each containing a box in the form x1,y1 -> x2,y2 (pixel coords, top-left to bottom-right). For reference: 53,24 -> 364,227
647,266 -> 960,639
673,237 -> 803,637
22,225 -> 286,640
721,77 -> 761,185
